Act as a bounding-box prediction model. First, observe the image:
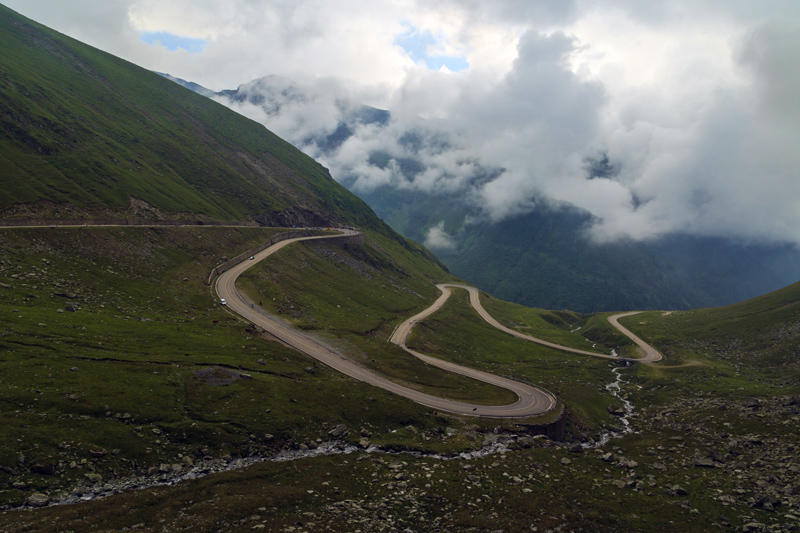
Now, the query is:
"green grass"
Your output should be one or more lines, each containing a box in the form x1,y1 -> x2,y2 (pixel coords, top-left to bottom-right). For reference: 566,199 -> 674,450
404,288 -> 624,433
236,235 -> 519,406
479,292 -> 634,354
609,282 -> 800,411
1,227 -> 798,531
5,403 -> 795,533
0,227 -> 466,508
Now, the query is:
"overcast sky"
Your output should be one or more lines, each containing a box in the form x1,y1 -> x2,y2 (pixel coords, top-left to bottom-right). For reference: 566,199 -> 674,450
6,0 -> 800,245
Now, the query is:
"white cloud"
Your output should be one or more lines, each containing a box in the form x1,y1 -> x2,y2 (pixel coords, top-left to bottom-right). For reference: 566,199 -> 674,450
4,0 -> 800,245
424,222 -> 456,250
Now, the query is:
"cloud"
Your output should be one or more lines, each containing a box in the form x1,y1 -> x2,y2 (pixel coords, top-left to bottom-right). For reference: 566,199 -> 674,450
4,0 -> 800,246
394,24 -> 470,72
424,222 -> 456,250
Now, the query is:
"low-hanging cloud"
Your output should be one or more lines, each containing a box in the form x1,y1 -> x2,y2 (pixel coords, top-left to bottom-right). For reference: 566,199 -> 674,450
213,15 -> 800,246
6,0 -> 800,246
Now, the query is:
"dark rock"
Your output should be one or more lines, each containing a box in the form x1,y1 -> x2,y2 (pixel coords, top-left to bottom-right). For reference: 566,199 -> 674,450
0,465 -> 19,475
744,398 -> 761,410
672,485 -> 688,496
30,463 -> 55,475
53,292 -> 78,299
607,405 -> 624,416
693,457 -> 716,468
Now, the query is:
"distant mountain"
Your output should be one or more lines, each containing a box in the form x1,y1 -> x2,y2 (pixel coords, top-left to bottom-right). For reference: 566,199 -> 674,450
183,74 -> 392,156
359,184 -> 800,312
154,72 -> 216,98
163,76 -> 800,312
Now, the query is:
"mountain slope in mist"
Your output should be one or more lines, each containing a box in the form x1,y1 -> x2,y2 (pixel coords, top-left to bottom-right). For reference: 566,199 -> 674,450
165,73 -> 800,312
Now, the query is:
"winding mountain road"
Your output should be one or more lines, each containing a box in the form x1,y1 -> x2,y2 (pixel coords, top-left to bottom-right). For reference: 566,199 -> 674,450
403,284 -> 662,364
215,231 -> 661,419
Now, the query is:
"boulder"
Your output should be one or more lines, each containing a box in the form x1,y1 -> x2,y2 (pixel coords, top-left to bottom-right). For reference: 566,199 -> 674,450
607,405 -> 625,416
617,457 -> 638,469
84,472 -> 102,484
26,493 -> 49,507
328,424 -> 348,439
693,457 -> 716,468
671,485 -> 688,496
743,398 -> 761,410
89,447 -> 107,458
30,463 -> 55,475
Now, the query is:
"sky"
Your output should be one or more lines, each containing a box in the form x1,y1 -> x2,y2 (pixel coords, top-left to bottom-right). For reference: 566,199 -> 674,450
6,0 -> 800,246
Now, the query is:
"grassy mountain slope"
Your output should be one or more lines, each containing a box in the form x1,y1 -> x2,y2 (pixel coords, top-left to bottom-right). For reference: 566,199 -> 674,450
624,280 -> 800,382
0,226 -> 462,509
0,4 -> 376,229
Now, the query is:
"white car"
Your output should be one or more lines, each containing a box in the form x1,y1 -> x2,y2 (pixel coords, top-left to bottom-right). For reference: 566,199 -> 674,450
220,298 -> 227,305
249,256 -> 255,260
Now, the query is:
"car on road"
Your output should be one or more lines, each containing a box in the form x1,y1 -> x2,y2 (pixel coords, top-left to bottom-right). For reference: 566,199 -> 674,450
249,256 -> 254,260
220,298 -> 227,305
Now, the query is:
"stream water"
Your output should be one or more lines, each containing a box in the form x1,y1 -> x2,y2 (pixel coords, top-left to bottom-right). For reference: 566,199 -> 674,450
582,362 -> 636,449
16,367 -> 635,510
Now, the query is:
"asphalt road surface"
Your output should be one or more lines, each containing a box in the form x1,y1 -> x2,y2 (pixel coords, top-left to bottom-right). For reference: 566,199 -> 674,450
216,231 -> 662,418
407,284 -> 663,363
215,231 -> 556,418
